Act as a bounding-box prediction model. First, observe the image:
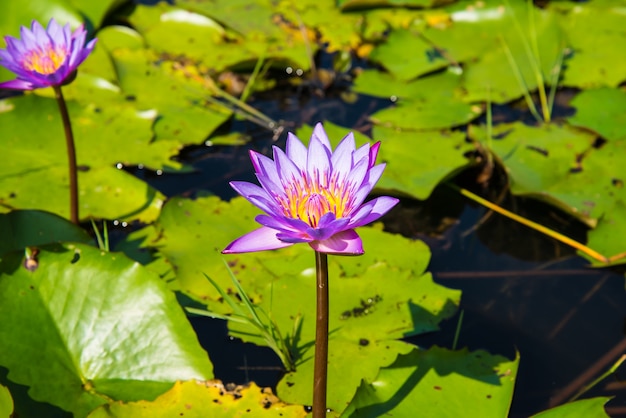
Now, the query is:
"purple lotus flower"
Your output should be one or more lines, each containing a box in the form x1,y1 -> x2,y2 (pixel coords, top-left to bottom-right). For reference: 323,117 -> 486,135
0,18 -> 96,90
223,123 -> 399,255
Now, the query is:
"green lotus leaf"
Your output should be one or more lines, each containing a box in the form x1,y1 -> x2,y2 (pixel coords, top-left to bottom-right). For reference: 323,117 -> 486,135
133,1 -> 311,71
111,48 -> 233,144
374,126 -> 472,200
97,25 -> 146,51
339,0 -> 448,9
368,28 -> 448,81
569,88 -> 626,141
0,243 -> 213,417
0,384 -> 12,418
275,0 -> 365,52
0,210 -> 91,258
87,380 -> 306,418
553,2 -> 626,88
344,346 -> 519,418
470,122 -> 607,223
584,199 -> 626,267
530,397 -> 610,418
353,68 -> 483,130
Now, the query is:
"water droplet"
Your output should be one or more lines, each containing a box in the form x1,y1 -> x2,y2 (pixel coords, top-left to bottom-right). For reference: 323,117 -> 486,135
390,95 -> 398,103
115,162 -> 123,169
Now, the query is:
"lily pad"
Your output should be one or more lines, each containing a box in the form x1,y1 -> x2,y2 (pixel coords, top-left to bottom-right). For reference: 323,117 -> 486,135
419,0 -> 564,104
373,125 -> 472,200
0,243 -> 213,417
110,48 -> 233,144
368,28 -> 449,81
469,122 -> 602,223
530,397 -> 610,418
344,346 -> 519,418
553,2 -> 626,88
133,1 -> 311,71
339,0 -> 448,9
0,384 -> 12,418
359,68 -> 482,130
569,88 -> 626,141
0,210 -> 91,257
584,200 -> 626,267
87,380 -> 306,418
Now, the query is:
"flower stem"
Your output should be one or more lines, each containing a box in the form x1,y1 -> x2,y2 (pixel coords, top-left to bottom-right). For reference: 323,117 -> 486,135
313,251 -> 329,418
53,85 -> 79,224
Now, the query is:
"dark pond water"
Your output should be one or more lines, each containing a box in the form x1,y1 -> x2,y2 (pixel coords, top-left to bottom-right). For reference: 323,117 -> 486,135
126,65 -> 626,417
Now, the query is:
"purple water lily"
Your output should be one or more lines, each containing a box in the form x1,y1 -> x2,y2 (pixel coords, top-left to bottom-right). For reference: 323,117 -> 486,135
0,18 -> 96,90
223,123 -> 399,255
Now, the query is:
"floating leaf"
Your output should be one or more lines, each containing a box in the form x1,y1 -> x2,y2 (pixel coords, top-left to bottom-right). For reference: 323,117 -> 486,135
368,29 -> 448,81
0,384 -> 12,418
530,397 -> 610,418
134,1 -> 311,71
97,25 -> 145,51
374,126 -> 472,200
0,243 -> 213,417
111,48 -> 233,144
469,122 -> 602,222
363,69 -> 482,130
0,210 -> 91,257
554,2 -> 626,88
87,380 -> 306,418
344,346 -> 519,418
584,200 -> 626,267
339,0 -> 447,9
569,88 -> 626,141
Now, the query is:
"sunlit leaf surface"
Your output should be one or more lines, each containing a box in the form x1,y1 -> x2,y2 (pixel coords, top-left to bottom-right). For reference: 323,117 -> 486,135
569,88 -> 626,141
344,346 -> 519,417
0,244 -> 213,417
530,397 -> 610,418
0,384 -> 12,418
87,380 -> 307,418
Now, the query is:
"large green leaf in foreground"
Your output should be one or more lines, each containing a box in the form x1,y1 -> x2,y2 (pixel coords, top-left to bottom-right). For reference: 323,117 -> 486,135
87,380 -> 306,418
0,243 -> 213,417
344,346 -> 519,418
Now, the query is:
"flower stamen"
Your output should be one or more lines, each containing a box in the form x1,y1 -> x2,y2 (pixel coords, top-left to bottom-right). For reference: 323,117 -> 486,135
22,46 -> 68,75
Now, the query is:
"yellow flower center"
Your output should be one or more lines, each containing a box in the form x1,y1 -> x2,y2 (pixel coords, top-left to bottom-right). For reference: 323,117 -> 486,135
22,46 -> 68,75
280,173 -> 349,227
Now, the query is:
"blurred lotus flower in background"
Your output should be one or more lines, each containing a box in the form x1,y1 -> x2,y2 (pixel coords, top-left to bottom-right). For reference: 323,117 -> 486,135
223,123 -> 399,255
0,18 -> 96,90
